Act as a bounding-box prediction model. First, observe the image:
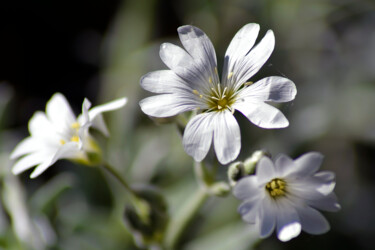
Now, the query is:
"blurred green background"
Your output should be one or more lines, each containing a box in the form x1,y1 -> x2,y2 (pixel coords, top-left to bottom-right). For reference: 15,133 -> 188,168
1,0 -> 375,249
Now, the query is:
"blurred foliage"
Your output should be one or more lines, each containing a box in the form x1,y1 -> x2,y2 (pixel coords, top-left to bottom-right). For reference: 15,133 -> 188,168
1,0 -> 375,249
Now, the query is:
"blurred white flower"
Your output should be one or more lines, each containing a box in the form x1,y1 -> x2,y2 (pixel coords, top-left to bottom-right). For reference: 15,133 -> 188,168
11,93 -> 127,178
233,152 -> 340,242
140,23 -> 296,164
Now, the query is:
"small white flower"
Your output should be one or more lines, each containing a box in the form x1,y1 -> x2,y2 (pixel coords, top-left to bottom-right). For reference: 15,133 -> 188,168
11,93 -> 127,178
140,23 -> 296,164
233,152 -> 340,242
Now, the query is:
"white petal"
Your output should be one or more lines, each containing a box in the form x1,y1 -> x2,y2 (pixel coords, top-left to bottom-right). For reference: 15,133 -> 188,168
274,153 -> 295,177
234,101 -> 289,129
140,70 -> 192,94
12,151 -> 53,175
30,142 -> 79,178
238,199 -> 260,224
86,97 -> 127,136
28,111 -> 60,141
159,42 -> 194,72
159,43 -> 209,92
213,111 -> 241,164
290,152 -> 324,177
288,173 -> 339,211
239,76 -> 297,103
276,200 -> 301,242
10,137 -> 41,159
45,93 -> 76,133
256,156 -> 277,185
259,196 -> 276,238
233,175 -> 260,200
80,98 -> 92,126
294,205 -> 330,235
88,97 -> 127,121
234,30 -> 275,89
306,193 -> 341,212
223,23 -> 260,81
139,94 -> 198,118
177,25 -> 217,76
182,113 -> 214,162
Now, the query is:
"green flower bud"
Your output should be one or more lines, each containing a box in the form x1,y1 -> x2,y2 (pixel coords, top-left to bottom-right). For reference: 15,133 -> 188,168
123,185 -> 168,249
227,161 -> 245,187
243,150 -> 270,175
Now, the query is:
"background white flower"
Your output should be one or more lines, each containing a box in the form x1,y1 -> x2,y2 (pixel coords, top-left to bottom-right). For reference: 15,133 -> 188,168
10,93 -> 127,178
233,152 -> 340,242
140,23 -> 296,164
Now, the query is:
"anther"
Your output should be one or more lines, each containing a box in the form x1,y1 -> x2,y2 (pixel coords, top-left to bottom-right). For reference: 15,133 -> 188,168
70,135 -> 80,142
227,72 -> 234,79
71,122 -> 80,130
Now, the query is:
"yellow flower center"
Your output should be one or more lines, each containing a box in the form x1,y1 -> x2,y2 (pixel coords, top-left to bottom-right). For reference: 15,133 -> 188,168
265,178 -> 287,198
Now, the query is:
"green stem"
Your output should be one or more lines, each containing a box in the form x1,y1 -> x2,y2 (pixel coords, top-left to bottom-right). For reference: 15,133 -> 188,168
164,187 -> 208,249
102,163 -> 135,196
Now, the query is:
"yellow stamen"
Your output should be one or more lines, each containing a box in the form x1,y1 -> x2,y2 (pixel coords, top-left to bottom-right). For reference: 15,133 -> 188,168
192,90 -> 203,98
227,72 -> 234,79
71,122 -> 80,129
214,67 -> 218,74
60,139 -> 66,145
209,77 -> 213,84
245,81 -> 253,86
265,178 -> 287,198
70,135 -> 80,142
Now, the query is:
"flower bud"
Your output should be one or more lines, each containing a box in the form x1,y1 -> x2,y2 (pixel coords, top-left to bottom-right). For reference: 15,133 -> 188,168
227,161 -> 245,187
243,150 -> 270,175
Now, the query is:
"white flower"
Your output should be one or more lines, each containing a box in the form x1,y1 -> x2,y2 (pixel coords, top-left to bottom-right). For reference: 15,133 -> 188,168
233,152 -> 341,242
139,23 -> 297,164
11,93 -> 127,178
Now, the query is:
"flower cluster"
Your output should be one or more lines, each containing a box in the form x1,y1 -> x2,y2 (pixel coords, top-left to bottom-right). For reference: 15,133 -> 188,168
10,23 -> 340,245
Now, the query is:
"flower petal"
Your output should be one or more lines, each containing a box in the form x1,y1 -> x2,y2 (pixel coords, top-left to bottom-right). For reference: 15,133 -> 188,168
10,137 -> 42,159
223,23 -> 260,81
274,153 -> 295,177
294,205 -> 330,235
28,111 -> 60,140
306,193 -> 341,212
177,25 -> 217,77
213,111 -> 241,164
234,30 -> 275,89
239,76 -> 297,103
238,199 -> 260,224
88,98 -> 127,122
183,113 -> 214,162
256,156 -> 277,185
45,93 -> 76,133
276,200 -> 301,242
85,97 -> 127,136
290,152 -> 324,178
159,43 -> 209,92
140,70 -> 192,94
234,101 -> 289,129
233,175 -> 260,200
30,142 -> 79,178
12,151 -> 53,175
139,94 -> 198,118
259,196 -> 276,238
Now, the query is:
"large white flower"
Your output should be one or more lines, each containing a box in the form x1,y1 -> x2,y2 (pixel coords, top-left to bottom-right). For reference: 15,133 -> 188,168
233,152 -> 341,242
140,23 -> 297,164
11,93 -> 127,178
